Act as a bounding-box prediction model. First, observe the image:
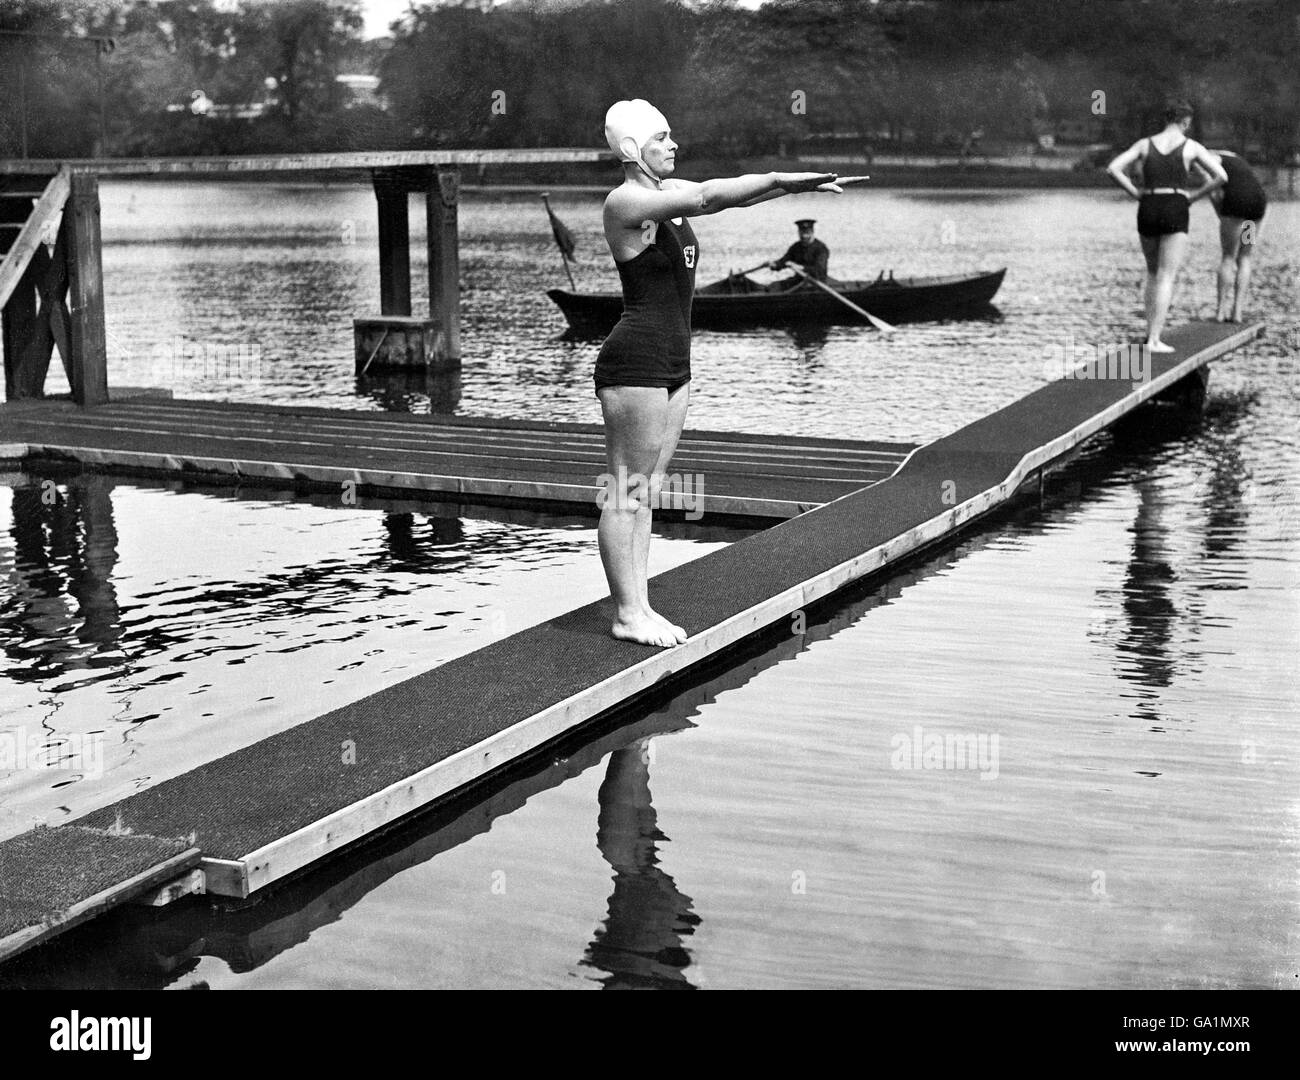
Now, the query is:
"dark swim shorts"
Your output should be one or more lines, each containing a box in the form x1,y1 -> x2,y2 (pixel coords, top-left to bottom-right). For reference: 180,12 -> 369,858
1137,193 -> 1189,238
1220,190 -> 1267,222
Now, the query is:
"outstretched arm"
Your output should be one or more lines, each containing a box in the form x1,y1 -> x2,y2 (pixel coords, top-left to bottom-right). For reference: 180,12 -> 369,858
735,185 -> 797,208
609,172 -> 841,227
1106,140 -> 1146,199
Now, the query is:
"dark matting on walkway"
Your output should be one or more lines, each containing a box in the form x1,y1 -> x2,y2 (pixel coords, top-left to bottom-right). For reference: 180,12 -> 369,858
0,827 -> 197,956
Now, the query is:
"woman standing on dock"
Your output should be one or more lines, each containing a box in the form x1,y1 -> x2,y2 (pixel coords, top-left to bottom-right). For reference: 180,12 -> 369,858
596,98 -> 841,648
1203,150 -> 1267,322
1106,101 -> 1227,352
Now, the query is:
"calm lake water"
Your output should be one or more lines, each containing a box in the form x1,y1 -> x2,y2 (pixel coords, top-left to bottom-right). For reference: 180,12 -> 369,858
3,182 -> 1297,989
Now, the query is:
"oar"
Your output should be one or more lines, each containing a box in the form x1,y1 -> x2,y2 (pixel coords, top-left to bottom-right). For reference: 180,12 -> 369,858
789,264 -> 895,333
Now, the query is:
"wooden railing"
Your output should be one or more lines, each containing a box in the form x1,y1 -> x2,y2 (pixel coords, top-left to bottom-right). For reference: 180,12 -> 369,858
0,165 -> 107,406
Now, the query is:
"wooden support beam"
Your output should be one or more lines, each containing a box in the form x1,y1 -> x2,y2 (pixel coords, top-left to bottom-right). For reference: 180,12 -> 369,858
2,240 -> 68,400
372,168 -> 411,317
0,166 -> 69,312
64,171 -> 108,407
427,166 -> 461,364
0,148 -> 614,176
1,268 -> 37,399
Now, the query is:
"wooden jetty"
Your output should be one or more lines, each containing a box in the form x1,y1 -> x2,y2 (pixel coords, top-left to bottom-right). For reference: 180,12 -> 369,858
0,149 -> 613,393
0,319 -> 1264,963
0,398 -> 913,521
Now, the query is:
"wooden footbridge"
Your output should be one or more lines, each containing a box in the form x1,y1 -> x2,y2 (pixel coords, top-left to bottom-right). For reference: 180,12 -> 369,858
0,149 -> 613,396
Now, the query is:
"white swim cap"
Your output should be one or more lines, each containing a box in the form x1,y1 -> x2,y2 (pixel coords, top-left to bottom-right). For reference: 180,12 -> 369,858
604,99 -> 670,174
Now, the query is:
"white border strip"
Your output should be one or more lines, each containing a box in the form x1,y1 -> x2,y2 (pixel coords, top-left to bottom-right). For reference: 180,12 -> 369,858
16,443 -> 838,519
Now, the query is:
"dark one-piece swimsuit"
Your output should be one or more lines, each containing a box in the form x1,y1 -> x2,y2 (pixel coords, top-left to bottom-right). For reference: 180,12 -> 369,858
594,217 -> 699,394
1137,138 -> 1190,238
1219,154 -> 1268,222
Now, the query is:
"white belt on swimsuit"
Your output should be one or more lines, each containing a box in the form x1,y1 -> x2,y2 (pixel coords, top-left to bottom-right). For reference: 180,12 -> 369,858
1143,188 -> 1188,196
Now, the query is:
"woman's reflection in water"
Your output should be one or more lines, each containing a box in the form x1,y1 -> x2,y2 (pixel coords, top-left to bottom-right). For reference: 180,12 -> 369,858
582,739 -> 700,989
1117,473 -> 1179,724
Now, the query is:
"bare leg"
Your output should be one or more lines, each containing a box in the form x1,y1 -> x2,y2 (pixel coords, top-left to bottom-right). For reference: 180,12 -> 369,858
638,381 -> 690,643
597,386 -> 678,648
1233,219 -> 1260,322
1140,234 -> 1160,335
1216,216 -> 1242,321
1146,231 -> 1188,351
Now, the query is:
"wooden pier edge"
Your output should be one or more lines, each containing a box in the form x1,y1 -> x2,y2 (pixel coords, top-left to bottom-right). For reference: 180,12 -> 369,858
0,847 -> 198,962
9,443 -> 820,519
205,324 -> 1265,897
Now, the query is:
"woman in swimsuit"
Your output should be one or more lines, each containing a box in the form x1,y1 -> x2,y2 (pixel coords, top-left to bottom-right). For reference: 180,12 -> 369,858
1107,101 -> 1227,352
1199,149 -> 1267,322
597,98 -> 841,648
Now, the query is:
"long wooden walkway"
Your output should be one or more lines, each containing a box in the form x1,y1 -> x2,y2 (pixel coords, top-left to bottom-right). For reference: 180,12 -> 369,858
0,398 -> 916,520
0,320 -> 1265,963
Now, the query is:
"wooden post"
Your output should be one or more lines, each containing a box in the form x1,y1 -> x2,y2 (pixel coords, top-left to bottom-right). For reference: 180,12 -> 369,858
426,166 -> 461,363
1,269 -> 37,400
64,170 -> 108,407
372,169 -> 411,316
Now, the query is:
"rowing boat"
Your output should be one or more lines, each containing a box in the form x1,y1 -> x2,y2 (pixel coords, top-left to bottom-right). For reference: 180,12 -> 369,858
547,267 -> 1006,333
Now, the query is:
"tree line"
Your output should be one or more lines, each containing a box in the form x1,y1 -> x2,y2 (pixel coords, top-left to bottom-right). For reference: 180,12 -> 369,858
1,0 -> 1296,162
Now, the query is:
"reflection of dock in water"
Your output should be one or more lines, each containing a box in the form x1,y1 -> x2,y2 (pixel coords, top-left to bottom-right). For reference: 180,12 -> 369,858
1,473 -> 123,682
0,319 -> 1265,965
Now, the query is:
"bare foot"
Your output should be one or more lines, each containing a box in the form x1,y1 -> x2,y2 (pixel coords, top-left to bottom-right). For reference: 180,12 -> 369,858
1146,339 -> 1175,353
1228,311 -> 1243,323
1215,312 -> 1230,322
612,613 -> 679,648
645,606 -> 687,644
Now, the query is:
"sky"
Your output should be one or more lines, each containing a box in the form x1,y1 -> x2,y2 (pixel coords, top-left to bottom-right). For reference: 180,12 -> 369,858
359,0 -> 416,39
356,0 -> 410,38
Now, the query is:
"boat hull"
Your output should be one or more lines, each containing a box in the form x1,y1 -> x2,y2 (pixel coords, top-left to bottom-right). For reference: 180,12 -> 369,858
547,268 -> 1006,333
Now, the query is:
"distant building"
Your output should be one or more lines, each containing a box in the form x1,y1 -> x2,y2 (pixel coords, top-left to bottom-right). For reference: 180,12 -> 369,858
163,75 -> 384,120
336,74 -> 384,110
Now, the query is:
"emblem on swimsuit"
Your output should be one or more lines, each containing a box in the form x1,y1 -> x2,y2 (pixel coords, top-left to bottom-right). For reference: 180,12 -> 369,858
682,244 -> 696,268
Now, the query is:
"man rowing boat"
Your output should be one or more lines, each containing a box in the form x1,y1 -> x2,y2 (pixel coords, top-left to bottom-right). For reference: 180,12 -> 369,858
769,218 -> 830,283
